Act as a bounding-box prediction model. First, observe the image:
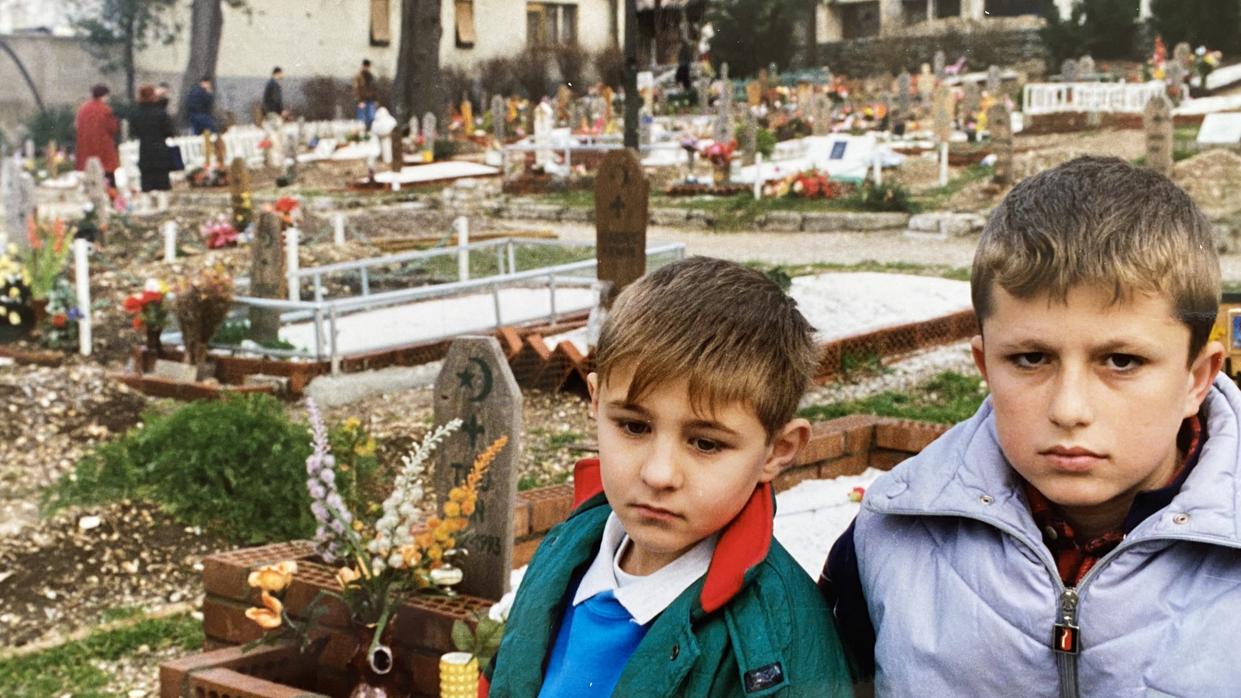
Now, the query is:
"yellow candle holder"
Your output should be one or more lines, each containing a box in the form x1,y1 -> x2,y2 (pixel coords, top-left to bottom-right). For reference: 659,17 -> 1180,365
439,651 -> 478,698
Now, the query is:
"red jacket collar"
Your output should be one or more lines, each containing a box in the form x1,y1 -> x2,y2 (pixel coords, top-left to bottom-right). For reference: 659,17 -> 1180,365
571,458 -> 772,614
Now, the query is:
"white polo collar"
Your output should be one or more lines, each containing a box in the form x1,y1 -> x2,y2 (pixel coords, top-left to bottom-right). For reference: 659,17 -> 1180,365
573,512 -> 717,626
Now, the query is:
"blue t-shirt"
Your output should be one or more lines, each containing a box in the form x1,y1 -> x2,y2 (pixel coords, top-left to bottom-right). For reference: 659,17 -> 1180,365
537,586 -> 649,697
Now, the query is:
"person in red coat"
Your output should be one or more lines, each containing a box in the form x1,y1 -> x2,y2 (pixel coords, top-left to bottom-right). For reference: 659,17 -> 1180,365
75,83 -> 119,185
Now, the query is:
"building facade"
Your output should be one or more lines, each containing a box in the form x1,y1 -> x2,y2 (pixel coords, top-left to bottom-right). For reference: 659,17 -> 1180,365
817,0 -> 1153,41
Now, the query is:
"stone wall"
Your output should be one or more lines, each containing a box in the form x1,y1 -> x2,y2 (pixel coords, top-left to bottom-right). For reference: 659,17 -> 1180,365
818,27 -> 1046,77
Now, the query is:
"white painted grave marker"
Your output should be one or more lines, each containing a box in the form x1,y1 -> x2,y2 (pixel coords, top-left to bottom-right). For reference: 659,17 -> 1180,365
74,238 -> 91,356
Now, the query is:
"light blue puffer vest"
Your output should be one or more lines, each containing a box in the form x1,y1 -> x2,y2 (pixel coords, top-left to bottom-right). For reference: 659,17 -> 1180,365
853,375 -> 1241,698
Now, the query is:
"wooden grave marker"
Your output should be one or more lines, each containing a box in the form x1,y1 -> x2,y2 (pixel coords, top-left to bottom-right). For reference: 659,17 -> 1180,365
83,157 -> 111,226
249,212 -> 285,343
594,150 -> 649,306
433,336 -> 522,601
987,102 -> 1013,185
1144,94 -> 1174,177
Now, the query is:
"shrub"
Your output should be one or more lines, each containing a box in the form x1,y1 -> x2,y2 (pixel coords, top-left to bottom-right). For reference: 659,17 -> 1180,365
708,0 -> 802,77
594,45 -> 626,90
24,106 -> 76,151
1149,0 -> 1241,55
1043,0 -> 1140,62
301,75 -> 351,121
441,66 -> 475,113
478,56 -> 519,98
513,48 -> 552,100
850,181 -> 917,213
47,394 -> 316,543
553,43 -> 589,90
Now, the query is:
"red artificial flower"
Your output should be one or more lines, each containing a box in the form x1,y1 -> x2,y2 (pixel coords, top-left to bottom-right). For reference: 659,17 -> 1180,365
273,197 -> 299,215
122,293 -> 145,314
51,314 -> 67,328
258,138 -> 272,150
132,315 -> 145,331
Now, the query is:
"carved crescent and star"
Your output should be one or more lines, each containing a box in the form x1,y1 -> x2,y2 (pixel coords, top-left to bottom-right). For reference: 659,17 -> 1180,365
454,356 -> 494,403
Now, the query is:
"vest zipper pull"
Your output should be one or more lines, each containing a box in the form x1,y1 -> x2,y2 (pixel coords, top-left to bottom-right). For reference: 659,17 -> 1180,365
1052,587 -> 1080,654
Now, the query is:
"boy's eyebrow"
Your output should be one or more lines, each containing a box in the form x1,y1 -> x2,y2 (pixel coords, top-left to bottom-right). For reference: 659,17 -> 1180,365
605,401 -> 743,436
993,337 -> 1161,354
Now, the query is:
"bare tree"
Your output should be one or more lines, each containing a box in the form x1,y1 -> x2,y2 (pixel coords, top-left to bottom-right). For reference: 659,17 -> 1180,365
394,0 -> 443,124
176,0 -> 248,125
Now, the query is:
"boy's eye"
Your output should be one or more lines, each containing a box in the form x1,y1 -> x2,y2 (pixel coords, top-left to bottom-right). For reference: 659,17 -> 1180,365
618,420 -> 649,436
1106,354 -> 1144,371
690,437 -> 720,453
1010,352 -> 1046,368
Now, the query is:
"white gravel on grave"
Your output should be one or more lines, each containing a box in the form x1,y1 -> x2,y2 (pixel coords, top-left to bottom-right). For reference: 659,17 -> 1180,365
790,272 -> 972,341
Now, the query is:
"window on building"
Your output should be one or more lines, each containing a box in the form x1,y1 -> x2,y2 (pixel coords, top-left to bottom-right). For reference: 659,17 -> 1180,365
840,1 -> 880,39
370,0 -> 391,47
903,0 -> 927,24
936,0 -> 962,18
984,0 -> 1041,16
456,0 -> 476,48
527,2 -> 579,47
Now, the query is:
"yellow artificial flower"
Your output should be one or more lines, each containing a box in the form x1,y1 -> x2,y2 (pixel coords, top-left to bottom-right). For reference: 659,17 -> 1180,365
247,560 -> 298,593
343,417 -> 361,431
449,487 -> 467,503
434,526 -> 451,542
354,438 -> 376,457
443,501 -> 461,518
244,590 -> 284,630
336,566 -> 361,589
7,311 -> 19,326
6,287 -> 17,299
428,544 -> 443,562
461,500 -> 476,516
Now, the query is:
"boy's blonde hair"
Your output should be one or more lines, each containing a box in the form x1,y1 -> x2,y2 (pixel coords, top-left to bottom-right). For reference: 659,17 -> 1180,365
595,256 -> 818,438
972,156 -> 1220,361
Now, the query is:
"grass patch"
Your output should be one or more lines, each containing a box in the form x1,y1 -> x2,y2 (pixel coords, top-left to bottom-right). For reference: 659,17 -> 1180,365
914,164 -> 991,210
0,613 -> 201,696
798,371 -> 988,425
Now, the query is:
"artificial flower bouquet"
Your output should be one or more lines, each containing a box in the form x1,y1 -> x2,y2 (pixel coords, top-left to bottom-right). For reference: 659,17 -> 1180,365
271,196 -> 300,229
242,400 -> 507,677
200,214 -> 240,249
762,168 -> 842,200
122,278 -> 171,333
23,217 -> 71,301
43,277 -> 82,350
700,139 -> 737,168
0,245 -> 33,335
188,164 -> 228,188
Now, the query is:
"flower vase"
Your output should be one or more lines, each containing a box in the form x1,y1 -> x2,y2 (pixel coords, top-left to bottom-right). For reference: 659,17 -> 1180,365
713,162 -> 729,186
145,326 -> 163,359
32,298 -> 48,328
439,652 -> 478,698
348,620 -> 407,698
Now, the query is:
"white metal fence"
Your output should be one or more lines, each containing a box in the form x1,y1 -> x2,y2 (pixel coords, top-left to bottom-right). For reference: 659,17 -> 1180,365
1022,81 -> 1167,115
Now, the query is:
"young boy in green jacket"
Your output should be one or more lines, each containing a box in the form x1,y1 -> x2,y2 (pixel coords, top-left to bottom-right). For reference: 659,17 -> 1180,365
483,256 -> 853,696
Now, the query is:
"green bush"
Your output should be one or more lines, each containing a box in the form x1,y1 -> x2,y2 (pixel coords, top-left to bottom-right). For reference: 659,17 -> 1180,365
1043,0 -> 1141,62
1150,0 -> 1241,55
799,371 -> 987,425
48,394 -> 318,543
23,105 -> 76,150
850,181 -> 918,213
756,128 -> 777,159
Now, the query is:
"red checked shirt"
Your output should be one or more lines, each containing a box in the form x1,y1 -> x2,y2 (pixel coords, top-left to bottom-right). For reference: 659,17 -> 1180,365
1023,414 -> 1205,586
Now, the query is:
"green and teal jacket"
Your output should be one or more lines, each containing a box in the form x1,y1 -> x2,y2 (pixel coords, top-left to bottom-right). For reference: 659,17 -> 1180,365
481,459 -> 854,697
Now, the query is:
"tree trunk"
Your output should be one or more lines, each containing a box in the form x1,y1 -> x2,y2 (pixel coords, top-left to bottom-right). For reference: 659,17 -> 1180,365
125,14 -> 137,103
394,0 -> 444,125
178,0 -> 224,125
623,0 -> 639,149
805,0 -> 818,67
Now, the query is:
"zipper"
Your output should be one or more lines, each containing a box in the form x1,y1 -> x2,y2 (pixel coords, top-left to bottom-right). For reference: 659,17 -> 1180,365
1053,586 -> 1080,698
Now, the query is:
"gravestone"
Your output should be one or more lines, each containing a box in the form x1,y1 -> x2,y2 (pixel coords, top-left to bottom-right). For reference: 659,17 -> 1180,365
918,63 -> 935,103
797,84 -> 812,110
408,115 -> 421,145
1061,58 -> 1079,82
83,157 -> 111,226
746,81 -> 762,107
741,109 -> 758,165
714,89 -> 734,143
1144,94 -> 1173,176
433,336 -> 522,601
461,98 -> 474,137
249,212 -> 285,343
491,95 -> 505,141
2,157 -> 34,252
639,109 -> 653,147
533,101 -> 554,167
897,71 -> 912,117
812,94 -> 832,135
1196,112 -> 1241,145
213,133 -> 228,167
1167,63 -> 1188,99
594,150 -> 648,306
697,76 -> 712,115
987,65 -> 1001,93
962,82 -> 981,122
423,112 -> 438,150
933,50 -> 946,79
987,102 -> 1013,185
932,85 -> 953,142
390,125 -> 403,173
229,157 -> 251,227
22,139 -> 33,160
1173,42 -> 1193,69
1078,55 -> 1096,79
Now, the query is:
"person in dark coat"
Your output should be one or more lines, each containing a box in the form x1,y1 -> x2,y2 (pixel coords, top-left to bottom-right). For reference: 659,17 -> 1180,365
263,67 -> 284,118
131,84 -> 175,206
186,76 -> 217,135
74,83 -> 119,182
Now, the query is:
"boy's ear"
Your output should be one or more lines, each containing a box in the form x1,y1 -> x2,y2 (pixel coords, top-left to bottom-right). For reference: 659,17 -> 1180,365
587,372 -> 599,419
758,418 -> 811,483
1185,340 -> 1225,418
970,334 -> 989,383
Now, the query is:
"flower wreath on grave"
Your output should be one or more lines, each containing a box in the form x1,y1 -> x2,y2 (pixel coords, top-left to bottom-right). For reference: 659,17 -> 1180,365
763,168 -> 843,200
200,213 -> 240,249
188,164 -> 228,188
241,400 -> 508,688
0,245 -> 34,337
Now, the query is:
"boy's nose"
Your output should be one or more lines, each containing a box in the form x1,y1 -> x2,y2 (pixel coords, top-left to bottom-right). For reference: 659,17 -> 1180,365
639,439 -> 682,490
1048,368 -> 1093,429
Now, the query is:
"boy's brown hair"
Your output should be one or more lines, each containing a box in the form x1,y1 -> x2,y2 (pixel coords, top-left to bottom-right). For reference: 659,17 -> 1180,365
972,156 -> 1220,361
594,256 -> 818,438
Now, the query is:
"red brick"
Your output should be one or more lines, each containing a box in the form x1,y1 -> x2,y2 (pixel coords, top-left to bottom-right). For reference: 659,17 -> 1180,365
202,596 -> 267,645
513,536 -> 544,568
795,425 -> 846,466
188,668 -> 312,698
496,326 -> 524,358
818,451 -> 869,479
512,499 -> 532,538
815,415 -> 877,454
525,484 -> 574,533
869,448 -> 910,472
874,419 -> 948,454
774,464 -> 822,492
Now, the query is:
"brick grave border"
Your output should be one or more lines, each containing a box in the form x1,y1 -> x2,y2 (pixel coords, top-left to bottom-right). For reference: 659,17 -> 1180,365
163,414 -> 949,697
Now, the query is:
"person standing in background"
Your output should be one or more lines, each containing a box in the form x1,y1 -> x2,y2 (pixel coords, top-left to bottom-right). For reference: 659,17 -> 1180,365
132,84 -> 175,209
74,83 -> 119,186
354,59 -> 378,130
263,67 -> 284,119
186,75 -> 217,135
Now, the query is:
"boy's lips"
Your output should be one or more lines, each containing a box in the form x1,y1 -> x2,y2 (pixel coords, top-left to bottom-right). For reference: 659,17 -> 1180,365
1040,445 -> 1106,472
629,503 -> 682,522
